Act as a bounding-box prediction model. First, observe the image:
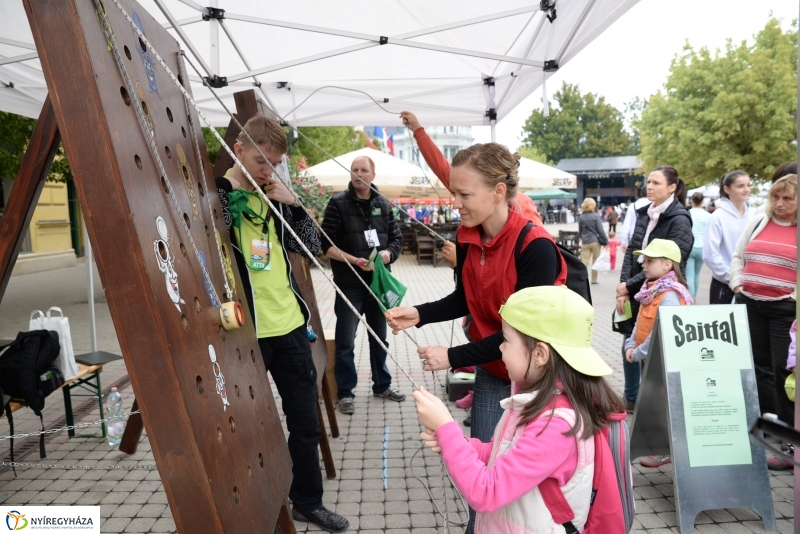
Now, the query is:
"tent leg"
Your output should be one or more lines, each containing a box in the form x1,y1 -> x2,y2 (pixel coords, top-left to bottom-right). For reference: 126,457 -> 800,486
795,3 -> 800,532
490,122 -> 496,142
84,220 -> 97,352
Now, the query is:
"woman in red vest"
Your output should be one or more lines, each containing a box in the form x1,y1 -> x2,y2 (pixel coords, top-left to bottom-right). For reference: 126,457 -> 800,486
386,142 -> 567,533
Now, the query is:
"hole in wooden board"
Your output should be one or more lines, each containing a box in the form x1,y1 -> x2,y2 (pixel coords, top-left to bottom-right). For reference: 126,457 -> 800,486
261,422 -> 265,432
140,99 -> 149,116
196,376 -> 204,394
214,208 -> 219,220
198,182 -> 205,197
236,348 -> 241,361
177,74 -> 184,86
183,213 -> 190,229
193,297 -> 201,313
219,325 -> 225,341
249,385 -> 254,399
124,45 -> 131,60
156,241 -> 168,261
179,243 -> 186,257
233,486 -> 240,505
134,155 -> 142,170
234,385 -> 239,398
120,87 -> 131,106
250,350 -> 256,363
229,416 -> 236,433
181,126 -> 187,138
139,36 -> 146,53
217,428 -> 223,443
205,225 -> 210,237
259,453 -> 264,467
166,107 -> 173,122
165,146 -> 171,159
160,176 -> 169,194
180,315 -> 188,330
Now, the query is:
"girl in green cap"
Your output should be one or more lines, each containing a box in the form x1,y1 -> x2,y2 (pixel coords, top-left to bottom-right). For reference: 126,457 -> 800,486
414,285 -> 627,534
624,238 -> 693,468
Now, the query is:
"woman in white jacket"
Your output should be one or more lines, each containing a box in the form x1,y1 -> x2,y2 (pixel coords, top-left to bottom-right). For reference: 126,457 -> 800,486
703,170 -> 753,304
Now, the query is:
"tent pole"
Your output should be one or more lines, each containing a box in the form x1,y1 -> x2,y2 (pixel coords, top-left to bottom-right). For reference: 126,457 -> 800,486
84,220 -> 97,352
209,0 -> 219,75
795,2 -> 799,530
490,122 -> 496,142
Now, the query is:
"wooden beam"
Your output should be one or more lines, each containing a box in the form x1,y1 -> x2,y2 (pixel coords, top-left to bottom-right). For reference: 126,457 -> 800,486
0,95 -> 60,304
211,90 -> 259,177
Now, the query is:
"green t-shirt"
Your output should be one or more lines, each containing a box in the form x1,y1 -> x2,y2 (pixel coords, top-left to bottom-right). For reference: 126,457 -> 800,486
233,189 -> 304,338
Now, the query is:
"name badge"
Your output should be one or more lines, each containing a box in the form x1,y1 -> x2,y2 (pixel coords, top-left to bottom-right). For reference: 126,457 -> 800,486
250,239 -> 272,271
364,229 -> 379,248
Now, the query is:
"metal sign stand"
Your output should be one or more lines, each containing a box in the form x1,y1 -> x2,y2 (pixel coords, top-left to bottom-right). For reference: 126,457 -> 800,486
630,304 -> 776,533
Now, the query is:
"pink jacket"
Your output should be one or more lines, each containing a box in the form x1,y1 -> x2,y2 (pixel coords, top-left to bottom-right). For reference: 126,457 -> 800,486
437,391 -> 591,533
788,320 -> 796,370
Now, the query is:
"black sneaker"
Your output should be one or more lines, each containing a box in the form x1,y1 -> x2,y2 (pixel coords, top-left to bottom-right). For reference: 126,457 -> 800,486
374,387 -> 405,402
338,398 -> 355,415
463,415 -> 471,427
292,506 -> 349,532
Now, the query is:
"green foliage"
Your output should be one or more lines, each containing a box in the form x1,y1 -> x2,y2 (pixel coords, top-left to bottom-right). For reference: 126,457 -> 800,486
516,145 -> 553,166
0,110 -> 73,182
637,19 -> 797,187
202,127 -> 227,165
290,126 -> 366,167
520,82 -> 634,164
288,157 -> 330,221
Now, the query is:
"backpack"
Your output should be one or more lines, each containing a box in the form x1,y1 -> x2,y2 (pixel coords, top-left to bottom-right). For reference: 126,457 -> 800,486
458,221 -> 592,304
0,330 -> 64,473
539,412 -> 635,533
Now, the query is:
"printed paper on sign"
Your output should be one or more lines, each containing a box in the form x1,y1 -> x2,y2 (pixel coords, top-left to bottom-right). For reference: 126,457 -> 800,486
4,506 -> 100,533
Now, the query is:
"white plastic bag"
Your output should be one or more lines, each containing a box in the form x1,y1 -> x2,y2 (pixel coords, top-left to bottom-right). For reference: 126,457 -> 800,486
591,247 -> 612,273
29,307 -> 79,381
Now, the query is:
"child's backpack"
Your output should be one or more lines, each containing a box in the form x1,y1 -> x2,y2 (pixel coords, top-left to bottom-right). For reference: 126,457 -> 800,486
0,330 -> 64,473
539,412 -> 635,533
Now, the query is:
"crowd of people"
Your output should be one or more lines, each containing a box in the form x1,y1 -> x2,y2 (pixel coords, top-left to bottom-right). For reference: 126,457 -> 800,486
218,109 -> 797,533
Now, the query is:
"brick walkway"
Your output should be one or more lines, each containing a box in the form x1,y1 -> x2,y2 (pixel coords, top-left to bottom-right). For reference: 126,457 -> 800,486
0,231 -> 794,533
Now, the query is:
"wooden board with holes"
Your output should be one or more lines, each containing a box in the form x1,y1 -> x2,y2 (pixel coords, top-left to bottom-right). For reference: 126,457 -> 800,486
22,1 -> 293,532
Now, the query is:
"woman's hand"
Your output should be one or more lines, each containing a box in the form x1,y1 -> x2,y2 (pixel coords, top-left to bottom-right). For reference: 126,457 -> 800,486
418,346 -> 450,371
616,283 -> 630,315
380,250 -> 391,264
385,307 -> 420,333
442,241 -> 457,268
413,387 -> 454,431
399,111 -> 421,132
616,282 -> 629,298
420,427 -> 441,453
264,177 -> 297,205
625,348 -> 635,363
733,285 -> 741,294
356,258 -> 375,272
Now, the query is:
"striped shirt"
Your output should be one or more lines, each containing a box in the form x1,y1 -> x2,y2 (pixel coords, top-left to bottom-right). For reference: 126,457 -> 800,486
741,219 -> 797,300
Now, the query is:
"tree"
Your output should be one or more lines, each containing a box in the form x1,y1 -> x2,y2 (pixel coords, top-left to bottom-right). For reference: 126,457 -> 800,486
290,126 -> 366,167
202,127 -> 227,165
516,145 -> 553,166
519,82 -> 633,164
637,19 -> 797,187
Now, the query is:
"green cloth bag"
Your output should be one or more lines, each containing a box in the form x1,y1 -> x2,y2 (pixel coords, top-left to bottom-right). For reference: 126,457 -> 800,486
369,259 -> 407,312
785,373 -> 795,402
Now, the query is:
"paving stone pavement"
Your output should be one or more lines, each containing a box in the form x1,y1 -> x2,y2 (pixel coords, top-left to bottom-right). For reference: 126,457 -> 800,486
0,225 -> 795,533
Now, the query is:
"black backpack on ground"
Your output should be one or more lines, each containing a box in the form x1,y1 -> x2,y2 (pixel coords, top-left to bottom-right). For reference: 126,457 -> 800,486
0,330 -> 64,473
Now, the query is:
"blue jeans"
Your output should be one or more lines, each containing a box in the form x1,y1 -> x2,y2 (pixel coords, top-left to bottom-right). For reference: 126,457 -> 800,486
686,246 -> 704,299
622,335 -> 640,405
333,285 -> 392,399
466,366 -> 511,534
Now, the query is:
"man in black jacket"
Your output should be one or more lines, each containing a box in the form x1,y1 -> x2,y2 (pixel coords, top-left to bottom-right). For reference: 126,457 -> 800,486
216,114 -> 348,533
321,155 -> 405,415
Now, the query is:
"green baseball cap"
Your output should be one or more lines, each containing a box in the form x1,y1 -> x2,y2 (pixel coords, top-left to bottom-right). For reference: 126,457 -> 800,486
498,286 -> 612,377
633,238 -> 681,263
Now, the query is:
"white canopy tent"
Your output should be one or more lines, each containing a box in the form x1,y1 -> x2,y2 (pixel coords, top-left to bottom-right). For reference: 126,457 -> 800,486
306,147 -> 450,199
1,0 -> 640,135
517,157 -> 576,190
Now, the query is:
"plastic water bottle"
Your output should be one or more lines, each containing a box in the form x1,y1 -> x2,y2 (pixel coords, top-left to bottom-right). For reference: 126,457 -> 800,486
107,387 -> 125,447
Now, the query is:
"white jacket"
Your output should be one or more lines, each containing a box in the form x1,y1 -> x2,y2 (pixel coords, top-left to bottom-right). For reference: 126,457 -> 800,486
703,198 -> 754,283
729,213 -> 797,301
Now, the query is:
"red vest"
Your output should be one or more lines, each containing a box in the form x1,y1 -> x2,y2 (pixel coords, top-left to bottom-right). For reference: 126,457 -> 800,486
457,207 -> 567,380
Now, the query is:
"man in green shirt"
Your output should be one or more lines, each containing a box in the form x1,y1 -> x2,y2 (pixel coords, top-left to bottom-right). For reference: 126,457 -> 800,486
216,115 -> 348,533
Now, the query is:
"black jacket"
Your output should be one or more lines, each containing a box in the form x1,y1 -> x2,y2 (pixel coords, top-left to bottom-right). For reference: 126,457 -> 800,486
215,176 -> 321,335
620,200 -> 693,298
320,184 -> 402,288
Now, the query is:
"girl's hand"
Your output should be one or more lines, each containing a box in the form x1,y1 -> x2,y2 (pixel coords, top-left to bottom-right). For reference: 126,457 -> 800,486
420,427 -> 441,453
385,307 -> 420,333
413,388 -> 454,431
418,346 -> 450,371
733,285 -> 741,294
625,348 -> 635,363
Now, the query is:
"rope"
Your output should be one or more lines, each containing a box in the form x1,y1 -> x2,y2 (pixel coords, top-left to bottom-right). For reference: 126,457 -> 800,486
1,411 -> 140,442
